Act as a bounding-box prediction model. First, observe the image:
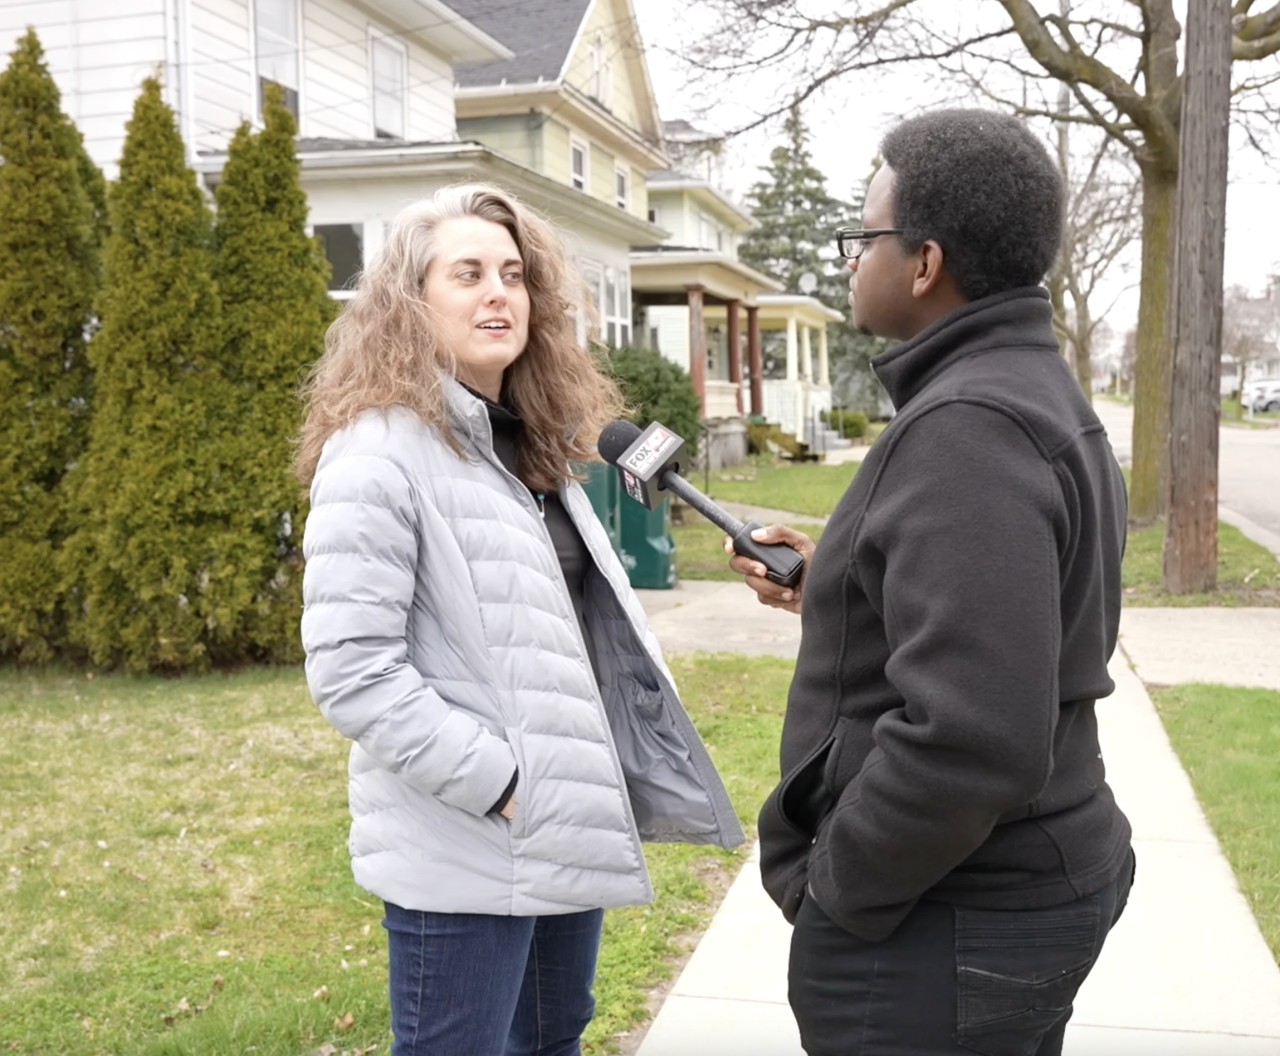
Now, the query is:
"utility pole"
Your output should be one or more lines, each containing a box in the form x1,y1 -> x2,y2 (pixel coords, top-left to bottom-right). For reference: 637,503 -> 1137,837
1164,0 -> 1232,593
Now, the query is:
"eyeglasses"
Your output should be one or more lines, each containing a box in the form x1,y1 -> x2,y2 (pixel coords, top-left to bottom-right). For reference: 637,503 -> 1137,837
835,227 -> 903,260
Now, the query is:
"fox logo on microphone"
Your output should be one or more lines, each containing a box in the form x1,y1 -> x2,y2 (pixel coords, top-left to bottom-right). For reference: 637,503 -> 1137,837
607,422 -> 686,510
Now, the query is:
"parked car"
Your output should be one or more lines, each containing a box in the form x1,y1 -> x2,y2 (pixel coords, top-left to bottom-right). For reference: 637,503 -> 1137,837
1248,378 -> 1280,413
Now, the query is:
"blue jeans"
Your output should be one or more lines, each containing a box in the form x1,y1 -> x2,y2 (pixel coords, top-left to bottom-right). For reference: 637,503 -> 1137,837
382,902 -> 605,1056
788,847 -> 1136,1055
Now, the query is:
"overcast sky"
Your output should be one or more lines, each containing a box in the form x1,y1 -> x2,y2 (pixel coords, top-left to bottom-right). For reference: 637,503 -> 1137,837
634,0 -> 1280,341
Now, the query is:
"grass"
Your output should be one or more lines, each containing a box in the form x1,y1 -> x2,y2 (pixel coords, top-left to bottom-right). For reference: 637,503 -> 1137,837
1151,684 -> 1280,962
1123,520 -> 1280,606
0,657 -> 792,1056
703,456 -> 858,518
674,518 -> 826,582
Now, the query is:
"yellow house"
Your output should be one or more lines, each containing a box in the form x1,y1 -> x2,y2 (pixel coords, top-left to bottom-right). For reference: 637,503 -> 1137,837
448,0 -> 666,345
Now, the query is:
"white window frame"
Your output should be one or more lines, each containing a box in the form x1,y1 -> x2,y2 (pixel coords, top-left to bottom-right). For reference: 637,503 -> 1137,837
368,27 -> 408,140
570,138 -> 589,193
251,0 -> 304,125
615,166 -> 629,210
589,31 -> 612,108
312,220 -> 371,301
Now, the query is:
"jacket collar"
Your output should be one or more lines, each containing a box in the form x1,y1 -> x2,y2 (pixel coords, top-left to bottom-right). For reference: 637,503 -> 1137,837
872,287 -> 1059,411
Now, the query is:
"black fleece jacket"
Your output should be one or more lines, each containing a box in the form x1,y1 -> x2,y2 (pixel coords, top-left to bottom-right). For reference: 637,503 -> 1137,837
758,287 -> 1132,942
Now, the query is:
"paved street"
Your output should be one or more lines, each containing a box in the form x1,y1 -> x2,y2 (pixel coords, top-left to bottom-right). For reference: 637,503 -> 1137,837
1092,397 -> 1280,545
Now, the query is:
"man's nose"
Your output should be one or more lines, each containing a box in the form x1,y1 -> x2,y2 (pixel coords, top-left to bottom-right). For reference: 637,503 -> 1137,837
846,257 -> 858,274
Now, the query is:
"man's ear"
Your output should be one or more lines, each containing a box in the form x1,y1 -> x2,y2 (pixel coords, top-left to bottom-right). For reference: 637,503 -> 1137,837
911,240 -> 948,300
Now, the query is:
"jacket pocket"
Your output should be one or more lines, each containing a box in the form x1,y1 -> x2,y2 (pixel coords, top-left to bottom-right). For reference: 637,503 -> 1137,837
777,734 -> 838,840
504,728 -> 532,840
955,900 -> 1100,1056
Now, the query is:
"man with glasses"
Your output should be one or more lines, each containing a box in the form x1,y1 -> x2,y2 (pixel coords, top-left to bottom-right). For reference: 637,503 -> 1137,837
728,109 -> 1134,1054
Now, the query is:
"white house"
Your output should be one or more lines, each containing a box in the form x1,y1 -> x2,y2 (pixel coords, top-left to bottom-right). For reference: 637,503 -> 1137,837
1,0 -> 661,308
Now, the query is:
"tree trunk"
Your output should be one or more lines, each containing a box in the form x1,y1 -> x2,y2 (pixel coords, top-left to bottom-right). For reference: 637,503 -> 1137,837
1128,162 -> 1178,525
1164,0 -> 1231,593
1071,290 -> 1094,405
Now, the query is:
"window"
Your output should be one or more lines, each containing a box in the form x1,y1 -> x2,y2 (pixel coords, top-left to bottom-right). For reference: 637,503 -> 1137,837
604,266 -> 618,346
370,34 -> 407,139
699,213 -> 716,251
315,223 -> 363,294
588,32 -> 612,107
615,167 -> 629,210
570,140 -> 587,192
647,206 -> 659,225
255,0 -> 300,117
618,269 -> 631,346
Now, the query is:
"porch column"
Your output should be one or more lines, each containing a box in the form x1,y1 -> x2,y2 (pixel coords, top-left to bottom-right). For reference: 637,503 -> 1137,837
801,325 -> 813,380
687,285 -> 707,415
818,325 -> 830,386
726,299 -> 743,415
747,305 -> 763,417
785,317 -> 799,382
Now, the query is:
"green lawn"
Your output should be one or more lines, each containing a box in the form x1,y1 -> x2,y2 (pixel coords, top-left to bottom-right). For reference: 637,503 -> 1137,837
1123,520 -> 1280,606
675,459 -> 1280,606
0,658 -> 791,1056
704,457 -> 858,518
1152,684 -> 1280,962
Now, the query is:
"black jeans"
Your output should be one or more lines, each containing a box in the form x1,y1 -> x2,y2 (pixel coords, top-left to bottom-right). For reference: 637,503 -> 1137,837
788,848 -> 1135,1056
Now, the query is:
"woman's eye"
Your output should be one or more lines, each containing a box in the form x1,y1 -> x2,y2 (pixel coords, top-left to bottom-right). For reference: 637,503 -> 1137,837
503,272 -> 524,284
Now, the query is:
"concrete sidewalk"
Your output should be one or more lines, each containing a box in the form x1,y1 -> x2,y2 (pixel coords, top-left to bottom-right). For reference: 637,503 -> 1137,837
634,584 -> 1280,1054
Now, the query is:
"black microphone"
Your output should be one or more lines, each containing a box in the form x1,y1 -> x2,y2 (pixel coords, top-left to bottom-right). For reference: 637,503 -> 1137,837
597,420 -> 806,590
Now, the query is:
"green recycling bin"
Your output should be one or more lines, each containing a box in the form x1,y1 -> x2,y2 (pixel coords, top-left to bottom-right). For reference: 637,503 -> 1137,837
619,496 -> 678,589
581,461 -> 622,558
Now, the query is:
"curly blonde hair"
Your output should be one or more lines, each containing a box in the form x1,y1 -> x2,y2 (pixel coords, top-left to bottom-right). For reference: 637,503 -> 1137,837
295,183 -> 624,490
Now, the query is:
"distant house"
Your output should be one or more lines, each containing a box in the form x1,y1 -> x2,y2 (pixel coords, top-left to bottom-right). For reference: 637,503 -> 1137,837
632,124 -> 844,467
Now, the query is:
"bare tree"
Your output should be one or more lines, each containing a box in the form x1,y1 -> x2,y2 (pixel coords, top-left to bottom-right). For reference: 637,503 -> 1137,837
1222,284 -> 1274,410
682,0 -> 1280,524
1049,117 -> 1141,404
1164,0 -> 1233,594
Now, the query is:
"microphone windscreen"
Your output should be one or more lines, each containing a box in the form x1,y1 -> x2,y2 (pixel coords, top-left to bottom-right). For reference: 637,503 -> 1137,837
597,419 -> 643,464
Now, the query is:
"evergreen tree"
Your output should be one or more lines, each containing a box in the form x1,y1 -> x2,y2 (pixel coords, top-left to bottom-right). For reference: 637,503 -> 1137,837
212,85 -> 336,662
65,77 -> 235,672
739,105 -> 887,413
0,29 -> 103,660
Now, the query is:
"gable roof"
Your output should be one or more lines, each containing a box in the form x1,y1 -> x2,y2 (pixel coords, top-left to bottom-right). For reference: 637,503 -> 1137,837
448,0 -> 593,87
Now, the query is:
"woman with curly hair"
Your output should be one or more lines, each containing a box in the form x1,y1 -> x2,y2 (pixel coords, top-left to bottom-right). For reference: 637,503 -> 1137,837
296,183 -> 743,1056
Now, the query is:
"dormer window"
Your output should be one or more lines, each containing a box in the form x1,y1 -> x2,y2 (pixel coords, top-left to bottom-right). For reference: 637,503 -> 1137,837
255,0 -> 300,118
588,32 -> 612,108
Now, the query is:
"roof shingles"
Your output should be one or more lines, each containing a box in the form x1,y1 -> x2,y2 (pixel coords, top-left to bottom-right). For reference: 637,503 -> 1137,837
447,0 -> 592,88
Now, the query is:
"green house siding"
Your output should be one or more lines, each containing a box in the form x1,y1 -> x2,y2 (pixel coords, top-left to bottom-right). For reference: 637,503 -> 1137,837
456,114 -> 544,172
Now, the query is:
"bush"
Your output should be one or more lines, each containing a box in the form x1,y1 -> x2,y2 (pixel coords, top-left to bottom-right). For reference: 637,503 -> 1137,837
0,29 -> 103,661
747,422 -> 802,457
212,86 -> 336,663
822,409 -> 869,439
607,346 -> 701,457
64,78 -> 233,672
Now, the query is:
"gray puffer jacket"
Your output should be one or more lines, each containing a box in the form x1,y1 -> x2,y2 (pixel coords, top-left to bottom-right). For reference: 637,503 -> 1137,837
302,382 -> 744,916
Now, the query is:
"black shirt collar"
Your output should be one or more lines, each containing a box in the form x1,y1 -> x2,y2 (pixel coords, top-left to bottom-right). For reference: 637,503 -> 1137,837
872,287 -> 1059,411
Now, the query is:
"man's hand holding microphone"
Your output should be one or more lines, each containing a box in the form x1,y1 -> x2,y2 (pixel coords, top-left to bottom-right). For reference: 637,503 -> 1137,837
722,524 -> 815,614
597,419 -> 816,612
